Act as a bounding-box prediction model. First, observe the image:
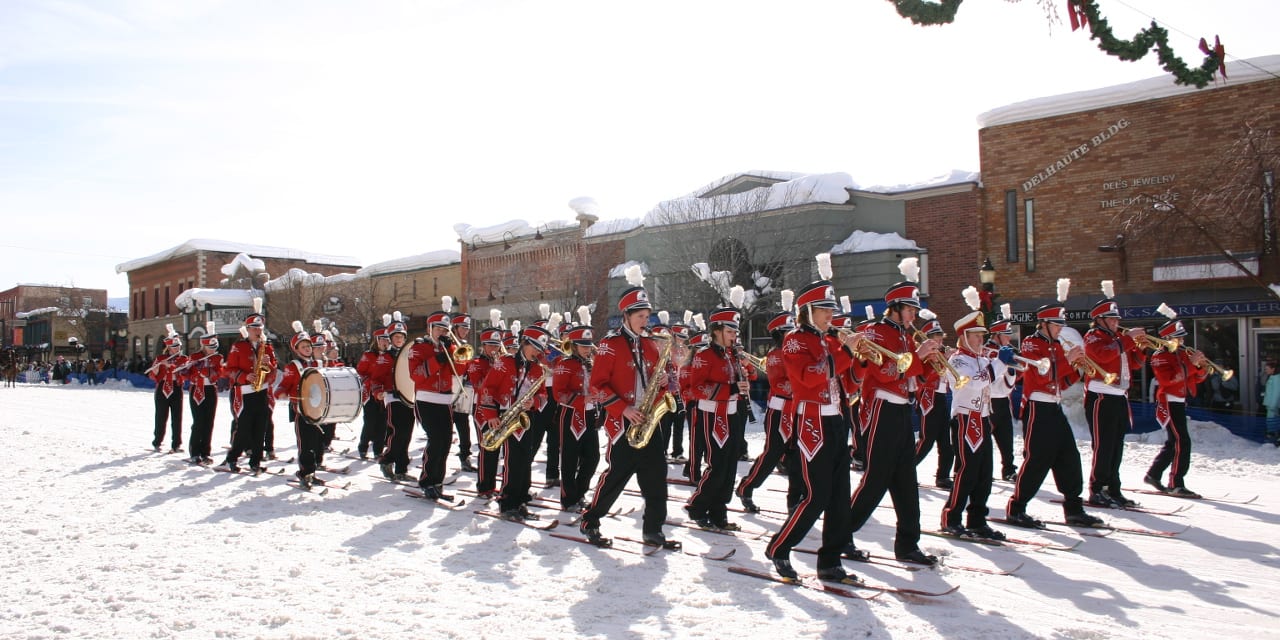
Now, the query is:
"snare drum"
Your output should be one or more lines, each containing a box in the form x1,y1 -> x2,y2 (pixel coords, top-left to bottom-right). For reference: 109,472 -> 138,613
301,367 -> 363,424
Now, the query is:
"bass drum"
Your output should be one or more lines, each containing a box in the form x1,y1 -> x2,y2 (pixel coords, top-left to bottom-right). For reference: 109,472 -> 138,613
393,345 -> 415,404
301,367 -> 363,424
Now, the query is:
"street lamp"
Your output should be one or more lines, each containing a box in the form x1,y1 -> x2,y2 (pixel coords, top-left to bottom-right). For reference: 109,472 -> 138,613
979,258 -> 996,292
978,258 -> 997,325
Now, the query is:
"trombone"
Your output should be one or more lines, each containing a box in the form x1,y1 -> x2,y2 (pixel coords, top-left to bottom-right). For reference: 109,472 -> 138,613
838,328 -> 913,374
1057,335 -> 1118,385
913,329 -> 969,389
445,326 -> 474,363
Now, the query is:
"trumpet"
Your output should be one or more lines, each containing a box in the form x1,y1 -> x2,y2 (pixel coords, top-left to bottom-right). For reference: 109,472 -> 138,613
911,329 -> 968,388
1134,332 -> 1181,352
982,347 -> 1051,375
740,351 -> 768,375
838,328 -> 913,374
1187,347 -> 1234,381
1057,336 -> 1118,385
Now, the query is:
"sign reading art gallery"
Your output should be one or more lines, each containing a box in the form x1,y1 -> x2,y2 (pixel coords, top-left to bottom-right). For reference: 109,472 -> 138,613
1022,118 -> 1130,193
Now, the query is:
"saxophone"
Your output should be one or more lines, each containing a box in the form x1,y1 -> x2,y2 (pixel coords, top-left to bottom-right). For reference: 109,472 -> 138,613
480,366 -> 549,451
252,338 -> 272,392
626,332 -> 676,449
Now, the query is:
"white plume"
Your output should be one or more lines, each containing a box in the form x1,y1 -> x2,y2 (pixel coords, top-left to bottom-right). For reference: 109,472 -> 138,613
962,286 -> 982,311
322,330 -> 334,341
252,297 -> 263,314
919,308 -> 937,321
443,296 -> 453,312
865,305 -> 876,321
539,303 -> 550,320
490,309 -> 501,327
205,321 -> 216,335
683,310 -> 693,324
1056,278 -> 1071,302
393,311 -> 403,322
510,320 -> 521,334
382,313 -> 392,328
624,264 -> 645,288
1101,280 -> 1115,299
729,286 -> 745,309
1156,303 -> 1178,320
693,313 -> 705,331
1000,303 -> 1012,320
577,306 -> 592,326
313,319 -> 324,333
780,290 -> 794,311
549,312 -> 563,330
658,310 -> 669,325
815,253 -> 832,280
239,326 -> 248,338
840,296 -> 851,314
898,257 -> 920,283
165,323 -> 175,336
291,320 -> 304,333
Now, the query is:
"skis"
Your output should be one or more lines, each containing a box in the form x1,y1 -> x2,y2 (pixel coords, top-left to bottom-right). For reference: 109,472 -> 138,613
549,532 -> 640,554
727,566 -> 882,600
1044,519 -> 1187,538
286,479 -> 351,495
665,519 -> 771,540
923,529 -> 1082,552
613,536 -> 737,560
402,488 -> 468,510
319,464 -> 352,475
473,510 -> 560,530
792,547 -> 923,572
1125,487 -> 1258,505
1052,498 -> 1190,517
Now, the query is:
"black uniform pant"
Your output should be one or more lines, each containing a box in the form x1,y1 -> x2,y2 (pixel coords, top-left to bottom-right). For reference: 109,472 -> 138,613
380,399 -> 416,475
941,412 -> 994,529
914,403 -> 954,483
765,413 -> 851,570
667,406 -> 687,457
989,396 -> 1017,478
538,400 -> 560,481
686,408 -> 746,525
583,422 -> 668,535
452,409 -> 473,460
849,399 -> 922,557
850,403 -> 868,467
188,387 -> 217,459
1084,391 -> 1130,496
358,398 -> 387,457
415,401 -> 453,488
1007,400 -> 1085,517
153,388 -> 183,450
738,406 -> 797,504
263,413 -> 276,456
476,414 -> 501,493
227,391 -> 270,470
295,416 -> 325,477
1147,401 -> 1193,489
557,406 -> 600,509
683,408 -> 707,482
498,426 -> 538,512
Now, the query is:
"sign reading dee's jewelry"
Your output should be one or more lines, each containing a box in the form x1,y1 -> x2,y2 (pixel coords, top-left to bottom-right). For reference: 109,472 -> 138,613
1098,174 -> 1179,210
1021,118 -> 1130,193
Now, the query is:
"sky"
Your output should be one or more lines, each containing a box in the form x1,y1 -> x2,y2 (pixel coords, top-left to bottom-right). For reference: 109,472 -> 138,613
1,0 -> 1277,301
2,376 -> 1279,638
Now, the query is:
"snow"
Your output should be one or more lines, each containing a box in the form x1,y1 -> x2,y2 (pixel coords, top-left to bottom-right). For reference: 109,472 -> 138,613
114,239 -> 360,274
608,260 -> 649,279
219,253 -> 266,278
830,230 -> 921,255
857,169 -> 981,195
2,381 -> 1278,639
978,55 -> 1280,129
358,250 -> 460,277
454,219 -> 579,245
262,268 -> 358,293
173,288 -> 265,313
583,217 -> 642,238
643,173 -> 855,227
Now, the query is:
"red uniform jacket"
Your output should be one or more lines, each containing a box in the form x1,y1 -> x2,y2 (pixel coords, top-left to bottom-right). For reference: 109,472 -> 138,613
183,352 -> 224,404
917,360 -> 944,416
686,343 -> 756,447
225,339 -> 278,417
764,345 -> 795,440
1084,326 -> 1146,391
1020,331 -> 1079,407
148,353 -> 189,397
1150,348 -> 1209,428
589,329 -> 660,445
356,349 -> 393,404
553,354 -> 594,438
275,357 -> 320,416
408,338 -> 456,402
783,324 -> 853,460
476,353 -> 548,442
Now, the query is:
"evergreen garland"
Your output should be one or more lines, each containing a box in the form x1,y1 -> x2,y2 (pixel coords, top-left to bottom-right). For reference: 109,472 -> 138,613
887,0 -> 1228,88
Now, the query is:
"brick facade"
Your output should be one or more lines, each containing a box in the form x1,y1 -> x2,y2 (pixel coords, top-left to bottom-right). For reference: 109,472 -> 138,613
905,187 -> 982,329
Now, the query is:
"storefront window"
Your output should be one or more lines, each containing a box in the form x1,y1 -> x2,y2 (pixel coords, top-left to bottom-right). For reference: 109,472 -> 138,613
1193,318 -> 1240,411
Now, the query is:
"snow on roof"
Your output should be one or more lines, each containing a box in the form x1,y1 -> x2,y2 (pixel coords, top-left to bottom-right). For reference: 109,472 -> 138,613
358,250 -> 460,277
608,261 -> 649,278
856,169 -> 981,195
643,172 -> 855,227
15,306 -> 59,318
115,239 -> 360,274
263,268 -> 358,293
584,217 -> 641,238
220,253 -> 266,278
455,219 -> 579,245
978,55 -> 1280,129
829,230 -> 920,255
683,170 -> 808,198
174,288 -> 265,312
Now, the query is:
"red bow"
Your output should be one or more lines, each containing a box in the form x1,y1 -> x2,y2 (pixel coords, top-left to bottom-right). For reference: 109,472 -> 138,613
1199,35 -> 1227,79
1066,0 -> 1089,32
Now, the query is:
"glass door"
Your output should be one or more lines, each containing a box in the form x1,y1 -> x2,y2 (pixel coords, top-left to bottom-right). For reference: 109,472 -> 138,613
1247,328 -> 1280,415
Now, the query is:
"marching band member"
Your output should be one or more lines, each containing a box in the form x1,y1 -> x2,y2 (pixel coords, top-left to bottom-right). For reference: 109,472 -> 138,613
217,300 -> 278,475
552,316 -> 600,511
469,323 -> 504,498
580,267 -> 673,548
1082,280 -> 1147,508
276,322 -> 325,489
1004,279 -> 1104,529
1144,307 -> 1209,498
764,262 -> 860,581
939,287 -> 1011,540
985,305 -> 1020,481
912,313 -> 955,489
829,312 -> 860,477
309,325 -> 338,456
530,311 -> 562,489
477,325 -> 552,520
184,322 -> 224,465
685,301 -> 756,532
737,304 -> 797,514
377,313 -> 416,482
355,328 -> 391,460
148,325 -> 188,453
409,306 -> 460,499
321,330 -> 344,366
666,318 -> 692,463
848,258 -> 939,566
681,314 -> 709,482
450,312 -> 477,472
849,307 -> 878,472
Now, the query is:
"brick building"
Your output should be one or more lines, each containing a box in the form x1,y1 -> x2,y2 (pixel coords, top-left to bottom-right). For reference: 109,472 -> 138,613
977,55 -> 1280,413
115,240 -> 360,361
0,284 -> 118,361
